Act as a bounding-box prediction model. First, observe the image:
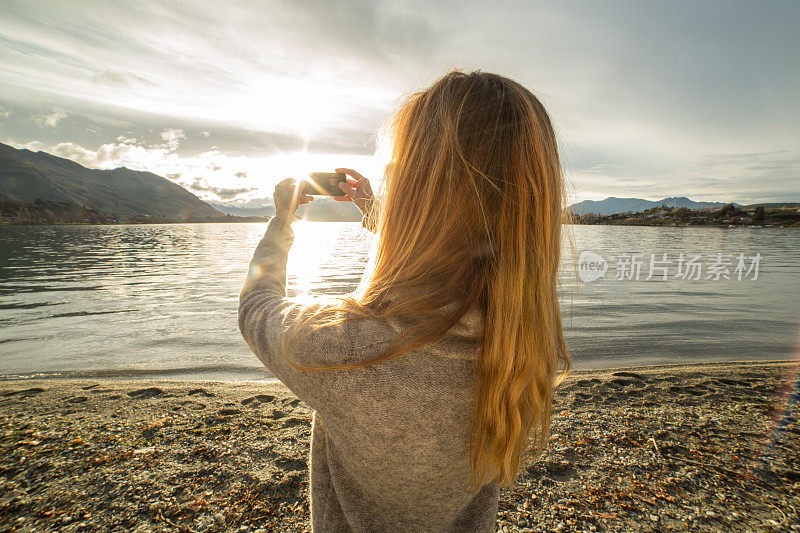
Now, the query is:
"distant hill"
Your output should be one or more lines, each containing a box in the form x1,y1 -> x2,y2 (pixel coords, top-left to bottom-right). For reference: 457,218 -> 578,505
210,198 -> 363,222
209,203 -> 275,218
0,142 -> 224,220
568,196 -> 739,215
742,202 -> 800,209
296,197 -> 363,221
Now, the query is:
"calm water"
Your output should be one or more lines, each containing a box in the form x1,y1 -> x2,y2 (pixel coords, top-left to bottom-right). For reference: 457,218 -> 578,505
0,222 -> 798,381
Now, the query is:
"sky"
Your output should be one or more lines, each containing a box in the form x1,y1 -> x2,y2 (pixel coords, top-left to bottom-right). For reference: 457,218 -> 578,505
1,0 -> 798,207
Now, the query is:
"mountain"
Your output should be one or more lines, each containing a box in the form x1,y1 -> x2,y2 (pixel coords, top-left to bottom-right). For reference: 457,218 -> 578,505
208,203 -> 275,218
0,142 -> 223,220
209,198 -> 364,221
568,196 -> 738,215
743,202 -> 800,209
296,197 -> 363,221
658,196 -> 739,210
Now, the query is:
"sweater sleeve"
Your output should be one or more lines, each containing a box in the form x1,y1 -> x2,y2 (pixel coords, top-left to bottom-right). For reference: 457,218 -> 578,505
361,215 -> 375,233
238,215 -> 356,410
360,198 -> 379,233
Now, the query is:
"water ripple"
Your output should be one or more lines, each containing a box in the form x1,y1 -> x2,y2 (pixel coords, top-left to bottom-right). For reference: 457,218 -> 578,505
0,222 -> 798,377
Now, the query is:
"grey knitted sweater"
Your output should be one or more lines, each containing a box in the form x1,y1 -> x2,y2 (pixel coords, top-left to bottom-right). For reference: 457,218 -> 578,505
238,215 -> 500,532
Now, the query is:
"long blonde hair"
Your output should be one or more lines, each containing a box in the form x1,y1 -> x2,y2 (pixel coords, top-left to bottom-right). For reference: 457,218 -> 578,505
281,69 -> 572,492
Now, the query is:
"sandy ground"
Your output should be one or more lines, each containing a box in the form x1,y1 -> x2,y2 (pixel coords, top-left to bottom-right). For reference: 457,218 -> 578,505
0,360 -> 798,532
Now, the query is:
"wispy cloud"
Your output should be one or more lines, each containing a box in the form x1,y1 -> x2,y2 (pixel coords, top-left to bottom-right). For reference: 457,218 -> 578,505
91,69 -> 156,88
32,109 -> 67,128
684,151 -> 800,203
188,177 -> 256,200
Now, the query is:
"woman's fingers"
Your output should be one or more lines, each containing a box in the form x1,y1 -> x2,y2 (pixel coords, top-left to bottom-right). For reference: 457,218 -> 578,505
273,179 -> 313,220
275,177 -> 295,189
336,168 -> 366,183
338,181 -> 357,197
274,178 -> 296,200
336,168 -> 365,181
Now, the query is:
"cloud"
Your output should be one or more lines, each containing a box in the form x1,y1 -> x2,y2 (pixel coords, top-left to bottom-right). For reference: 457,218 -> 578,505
216,196 -> 274,209
91,69 -> 156,88
33,110 -> 67,128
45,110 -> 67,127
160,128 -> 185,150
14,140 -> 44,151
188,177 -> 255,199
691,151 -> 800,173
49,138 -> 170,169
1,1 -> 798,204
216,187 -> 256,199
189,177 -> 212,191
49,142 -> 102,165
684,150 -> 800,202
271,0 -> 441,69
20,132 -> 191,173
235,171 -> 247,178
160,128 -> 185,142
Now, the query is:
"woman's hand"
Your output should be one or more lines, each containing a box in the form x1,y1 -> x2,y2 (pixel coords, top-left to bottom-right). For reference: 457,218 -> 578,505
333,168 -> 374,216
273,178 -> 314,222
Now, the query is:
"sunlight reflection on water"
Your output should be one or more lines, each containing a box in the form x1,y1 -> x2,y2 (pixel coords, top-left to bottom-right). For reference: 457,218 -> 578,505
0,222 -> 798,380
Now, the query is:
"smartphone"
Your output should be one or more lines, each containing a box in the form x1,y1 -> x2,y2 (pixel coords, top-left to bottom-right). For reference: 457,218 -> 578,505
299,172 -> 347,196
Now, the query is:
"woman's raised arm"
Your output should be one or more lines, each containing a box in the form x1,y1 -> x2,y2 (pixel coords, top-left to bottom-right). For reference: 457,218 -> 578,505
237,180 -> 337,409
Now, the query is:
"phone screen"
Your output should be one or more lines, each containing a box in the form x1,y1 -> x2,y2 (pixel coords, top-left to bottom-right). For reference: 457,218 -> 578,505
300,172 -> 346,196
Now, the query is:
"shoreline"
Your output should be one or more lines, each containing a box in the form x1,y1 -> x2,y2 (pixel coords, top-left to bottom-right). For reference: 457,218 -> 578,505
1,360 -> 798,532
1,358 -> 795,384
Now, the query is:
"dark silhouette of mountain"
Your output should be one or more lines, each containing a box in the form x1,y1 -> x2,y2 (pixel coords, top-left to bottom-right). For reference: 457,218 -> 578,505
0,142 -> 223,220
569,196 -> 740,215
742,201 -> 800,209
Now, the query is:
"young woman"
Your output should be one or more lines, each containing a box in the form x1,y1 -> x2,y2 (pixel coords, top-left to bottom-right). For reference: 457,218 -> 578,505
239,70 -> 571,532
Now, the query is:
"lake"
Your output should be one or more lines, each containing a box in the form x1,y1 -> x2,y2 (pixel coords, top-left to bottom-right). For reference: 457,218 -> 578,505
1,222 -> 798,381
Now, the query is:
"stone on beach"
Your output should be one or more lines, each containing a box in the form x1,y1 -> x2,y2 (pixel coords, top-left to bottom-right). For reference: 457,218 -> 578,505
0,361 -> 797,532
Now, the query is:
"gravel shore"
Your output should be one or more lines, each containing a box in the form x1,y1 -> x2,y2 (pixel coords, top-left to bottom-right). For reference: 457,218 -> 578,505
1,360 -> 798,532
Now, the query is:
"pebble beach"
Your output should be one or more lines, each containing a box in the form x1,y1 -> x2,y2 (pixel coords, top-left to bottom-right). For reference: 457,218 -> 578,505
1,360 -> 798,532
